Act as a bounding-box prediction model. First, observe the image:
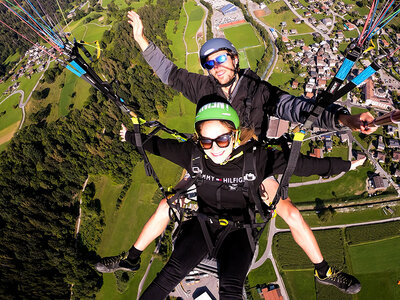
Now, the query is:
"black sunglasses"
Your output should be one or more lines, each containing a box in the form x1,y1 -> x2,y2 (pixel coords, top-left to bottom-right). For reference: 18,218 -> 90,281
203,54 -> 229,70
199,132 -> 233,150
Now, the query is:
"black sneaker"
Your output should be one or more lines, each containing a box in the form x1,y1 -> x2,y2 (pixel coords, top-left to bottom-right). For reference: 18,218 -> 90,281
95,252 -> 141,273
315,267 -> 361,294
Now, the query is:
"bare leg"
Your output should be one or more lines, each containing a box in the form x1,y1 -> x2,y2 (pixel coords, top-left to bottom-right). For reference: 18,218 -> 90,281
134,198 -> 170,251
260,178 -> 323,264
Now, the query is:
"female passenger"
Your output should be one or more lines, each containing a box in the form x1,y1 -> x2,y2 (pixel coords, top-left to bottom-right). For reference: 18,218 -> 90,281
120,99 -> 355,299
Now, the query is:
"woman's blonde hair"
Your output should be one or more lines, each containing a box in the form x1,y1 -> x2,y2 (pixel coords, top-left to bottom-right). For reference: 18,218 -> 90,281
194,120 -> 257,146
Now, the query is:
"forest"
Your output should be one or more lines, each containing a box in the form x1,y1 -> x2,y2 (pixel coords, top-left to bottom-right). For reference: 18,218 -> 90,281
0,0 -> 183,298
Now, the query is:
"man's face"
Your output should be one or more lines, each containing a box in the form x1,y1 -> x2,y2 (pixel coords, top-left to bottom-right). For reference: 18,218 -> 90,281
206,50 -> 237,85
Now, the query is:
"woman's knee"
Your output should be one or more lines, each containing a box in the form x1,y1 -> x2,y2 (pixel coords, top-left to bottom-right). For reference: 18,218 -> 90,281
276,199 -> 304,227
155,198 -> 170,218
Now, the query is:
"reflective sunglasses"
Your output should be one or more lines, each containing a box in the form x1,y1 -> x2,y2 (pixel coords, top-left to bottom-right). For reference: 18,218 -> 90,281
203,54 -> 229,70
199,132 -> 233,150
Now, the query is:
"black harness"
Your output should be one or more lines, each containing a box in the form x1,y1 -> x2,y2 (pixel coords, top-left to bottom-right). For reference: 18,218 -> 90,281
166,145 -> 271,258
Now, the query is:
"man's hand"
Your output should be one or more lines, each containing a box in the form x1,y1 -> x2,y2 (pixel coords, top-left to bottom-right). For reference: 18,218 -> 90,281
127,11 -> 149,51
338,112 -> 377,134
120,123 -> 127,142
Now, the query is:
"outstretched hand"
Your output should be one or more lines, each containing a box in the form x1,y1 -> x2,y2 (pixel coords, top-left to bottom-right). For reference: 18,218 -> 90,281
120,123 -> 127,142
338,112 -> 377,134
127,10 -> 149,51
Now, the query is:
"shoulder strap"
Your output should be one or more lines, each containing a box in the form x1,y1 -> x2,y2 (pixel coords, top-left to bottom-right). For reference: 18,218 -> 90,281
243,71 -> 261,128
242,145 -> 268,223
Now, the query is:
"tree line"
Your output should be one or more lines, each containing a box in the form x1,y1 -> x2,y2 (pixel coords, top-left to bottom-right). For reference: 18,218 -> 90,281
0,0 -> 183,298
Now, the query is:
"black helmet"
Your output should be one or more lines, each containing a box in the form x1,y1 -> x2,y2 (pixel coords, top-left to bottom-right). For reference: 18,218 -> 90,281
199,38 -> 238,66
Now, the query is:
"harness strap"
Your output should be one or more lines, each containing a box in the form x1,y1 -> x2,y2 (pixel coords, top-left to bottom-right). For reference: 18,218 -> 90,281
197,214 -> 216,256
243,146 -> 268,222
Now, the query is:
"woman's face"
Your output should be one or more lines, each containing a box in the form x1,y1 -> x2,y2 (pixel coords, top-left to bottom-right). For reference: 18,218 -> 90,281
199,120 -> 234,164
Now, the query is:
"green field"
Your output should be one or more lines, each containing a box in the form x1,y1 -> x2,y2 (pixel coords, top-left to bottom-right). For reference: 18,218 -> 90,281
184,0 -> 205,53
238,50 -> 250,69
246,46 -> 265,70
349,237 -> 400,299
288,163 -> 374,204
0,93 -> 22,132
4,52 -> 20,65
268,55 -> 294,90
224,23 -> 260,49
72,22 -> 112,43
289,34 -> 315,47
186,53 -> 202,74
102,0 -> 129,9
282,270 -> 316,300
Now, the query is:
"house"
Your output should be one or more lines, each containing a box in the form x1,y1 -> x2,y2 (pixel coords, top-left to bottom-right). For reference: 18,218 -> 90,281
293,18 -> 301,24
292,80 -> 299,89
392,151 -> 400,162
339,132 -> 350,143
370,175 -> 389,190
267,117 -> 290,138
377,136 -> 385,151
289,29 -> 298,34
381,39 -> 390,47
387,125 -> 397,136
305,84 -> 314,93
262,287 -> 283,300
353,150 -> 366,160
375,151 -> 386,163
325,139 -> 333,152
321,18 -> 333,26
387,139 -> 400,148
317,79 -> 327,88
310,147 -> 323,158
304,11 -> 312,17
345,23 -> 357,31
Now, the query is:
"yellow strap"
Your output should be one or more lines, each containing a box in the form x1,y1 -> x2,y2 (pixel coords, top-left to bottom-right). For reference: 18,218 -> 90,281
95,41 -> 101,59
364,40 -> 376,53
219,219 -> 229,226
293,132 -> 305,141
131,116 -> 139,125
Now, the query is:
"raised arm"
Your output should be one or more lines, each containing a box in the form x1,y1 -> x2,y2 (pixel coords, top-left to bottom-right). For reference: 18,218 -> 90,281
127,11 -> 213,102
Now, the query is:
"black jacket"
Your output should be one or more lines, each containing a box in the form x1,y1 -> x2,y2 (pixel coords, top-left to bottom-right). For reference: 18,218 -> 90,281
142,42 -> 350,139
126,132 -> 350,218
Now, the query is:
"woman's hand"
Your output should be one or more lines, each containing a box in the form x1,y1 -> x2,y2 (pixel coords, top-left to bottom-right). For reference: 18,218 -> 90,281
120,123 -> 127,142
127,10 -> 149,51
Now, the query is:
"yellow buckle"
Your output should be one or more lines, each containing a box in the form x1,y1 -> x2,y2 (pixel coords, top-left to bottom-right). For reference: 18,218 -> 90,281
219,219 -> 229,226
293,131 -> 305,141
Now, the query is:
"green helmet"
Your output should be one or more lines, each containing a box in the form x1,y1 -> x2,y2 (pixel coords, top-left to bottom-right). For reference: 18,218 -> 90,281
195,101 -> 240,129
